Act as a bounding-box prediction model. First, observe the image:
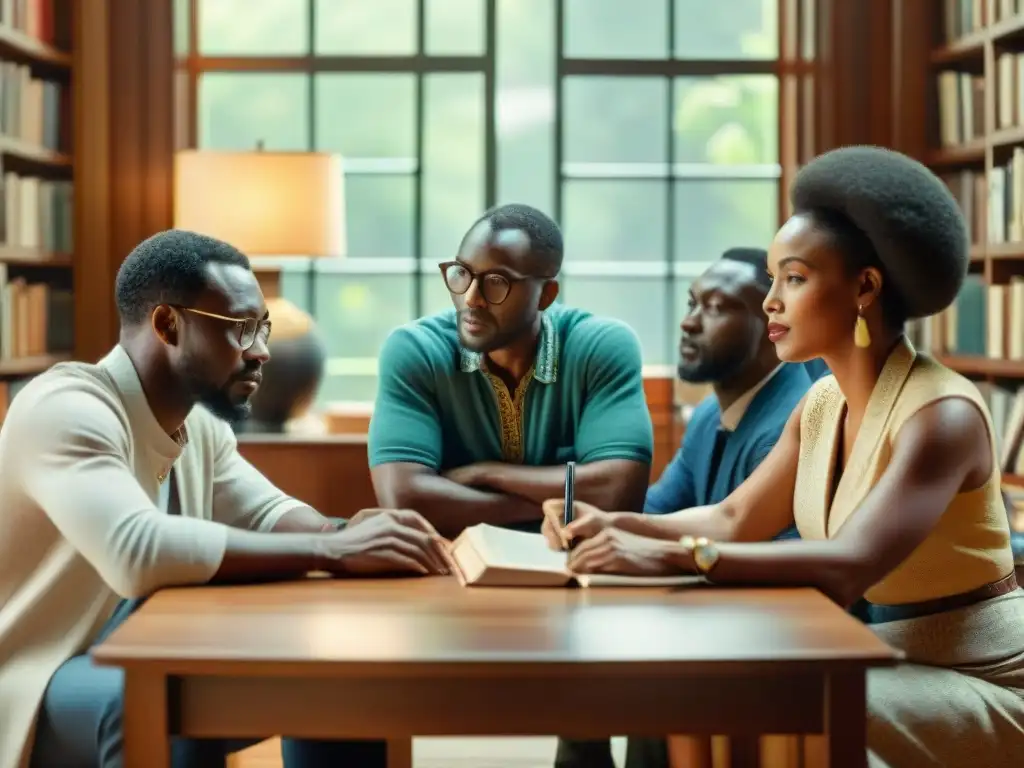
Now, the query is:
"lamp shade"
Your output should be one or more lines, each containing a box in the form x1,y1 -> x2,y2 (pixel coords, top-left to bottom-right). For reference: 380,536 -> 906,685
174,149 -> 346,258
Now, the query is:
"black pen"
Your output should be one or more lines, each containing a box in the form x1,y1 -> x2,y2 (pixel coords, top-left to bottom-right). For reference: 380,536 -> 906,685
563,461 -> 576,550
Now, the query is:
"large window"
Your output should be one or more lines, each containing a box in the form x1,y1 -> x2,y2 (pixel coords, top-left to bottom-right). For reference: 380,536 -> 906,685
177,0 -> 780,404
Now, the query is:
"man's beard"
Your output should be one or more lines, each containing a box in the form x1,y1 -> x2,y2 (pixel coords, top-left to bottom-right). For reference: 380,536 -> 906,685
677,350 -> 747,384
180,358 -> 252,423
197,387 -> 251,422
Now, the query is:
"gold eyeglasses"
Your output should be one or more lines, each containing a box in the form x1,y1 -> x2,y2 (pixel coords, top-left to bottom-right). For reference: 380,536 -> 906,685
176,307 -> 272,350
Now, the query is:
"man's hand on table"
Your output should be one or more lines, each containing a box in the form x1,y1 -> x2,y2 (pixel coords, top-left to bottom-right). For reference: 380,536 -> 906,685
321,508 -> 455,577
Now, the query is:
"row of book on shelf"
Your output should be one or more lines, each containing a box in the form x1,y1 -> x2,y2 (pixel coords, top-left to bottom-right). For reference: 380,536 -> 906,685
1,169 -> 72,252
0,60 -> 69,153
0,0 -> 71,47
0,264 -> 72,360
940,148 -> 1024,248
936,70 -> 984,151
0,12 -> 72,252
909,274 -> 1024,359
942,0 -> 1023,42
937,57 -> 1024,149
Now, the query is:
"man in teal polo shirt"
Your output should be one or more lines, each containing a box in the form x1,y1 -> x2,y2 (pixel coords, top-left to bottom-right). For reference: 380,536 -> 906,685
368,203 -> 653,544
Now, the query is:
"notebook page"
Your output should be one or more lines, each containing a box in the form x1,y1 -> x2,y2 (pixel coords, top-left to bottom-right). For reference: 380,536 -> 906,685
471,524 -> 569,573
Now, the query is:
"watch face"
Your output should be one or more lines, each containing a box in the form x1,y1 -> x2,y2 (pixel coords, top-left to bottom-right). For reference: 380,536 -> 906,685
694,544 -> 719,573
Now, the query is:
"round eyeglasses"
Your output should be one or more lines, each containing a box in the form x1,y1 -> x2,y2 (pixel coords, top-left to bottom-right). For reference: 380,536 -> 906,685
438,261 -> 524,305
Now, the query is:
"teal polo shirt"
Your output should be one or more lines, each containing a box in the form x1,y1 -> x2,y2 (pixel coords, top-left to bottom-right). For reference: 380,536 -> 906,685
368,305 -> 653,472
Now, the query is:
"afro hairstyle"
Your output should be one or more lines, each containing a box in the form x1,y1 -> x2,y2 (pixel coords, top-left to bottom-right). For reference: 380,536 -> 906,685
114,229 -> 251,325
789,145 -> 969,321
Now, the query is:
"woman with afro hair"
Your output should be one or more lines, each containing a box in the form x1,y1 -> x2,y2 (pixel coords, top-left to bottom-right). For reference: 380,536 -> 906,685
541,146 -> 1024,766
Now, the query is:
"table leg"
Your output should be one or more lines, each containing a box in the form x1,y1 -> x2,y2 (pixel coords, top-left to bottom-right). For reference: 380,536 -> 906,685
123,670 -> 171,768
824,671 -> 867,768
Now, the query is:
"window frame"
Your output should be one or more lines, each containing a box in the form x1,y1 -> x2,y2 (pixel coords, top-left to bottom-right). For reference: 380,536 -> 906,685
180,0 -> 497,323
179,0 -> 812,400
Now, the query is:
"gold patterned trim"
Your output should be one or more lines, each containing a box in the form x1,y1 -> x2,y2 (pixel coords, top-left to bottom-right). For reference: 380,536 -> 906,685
484,366 -> 535,463
796,336 -> 918,539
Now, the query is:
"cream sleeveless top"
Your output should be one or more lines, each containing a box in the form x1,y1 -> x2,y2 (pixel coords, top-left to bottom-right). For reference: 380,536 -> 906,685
794,336 -> 1014,605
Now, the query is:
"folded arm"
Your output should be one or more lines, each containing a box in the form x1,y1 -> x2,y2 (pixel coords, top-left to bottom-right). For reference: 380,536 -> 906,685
368,328 -> 541,537
372,462 -> 540,539
458,458 -> 649,513
18,387 -> 331,597
481,318 -> 652,513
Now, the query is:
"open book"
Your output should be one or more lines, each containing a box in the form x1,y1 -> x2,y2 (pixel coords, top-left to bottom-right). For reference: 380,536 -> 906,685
449,523 -> 706,588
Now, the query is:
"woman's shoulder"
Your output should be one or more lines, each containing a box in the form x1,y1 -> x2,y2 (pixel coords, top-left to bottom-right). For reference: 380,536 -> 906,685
897,354 -> 987,410
887,354 -> 992,441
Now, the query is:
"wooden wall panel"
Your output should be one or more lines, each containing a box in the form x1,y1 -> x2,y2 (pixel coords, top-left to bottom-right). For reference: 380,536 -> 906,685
237,436 -> 378,515
890,0 -> 936,161
74,0 -> 175,362
645,374 -> 679,484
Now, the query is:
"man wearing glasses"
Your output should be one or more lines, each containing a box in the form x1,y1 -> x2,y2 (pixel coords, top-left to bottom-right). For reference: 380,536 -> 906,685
369,203 -> 653,546
0,229 -> 448,768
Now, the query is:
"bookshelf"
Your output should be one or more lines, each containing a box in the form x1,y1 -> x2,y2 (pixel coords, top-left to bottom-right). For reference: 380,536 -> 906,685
920,1 -> 1024,477
0,0 -> 75,421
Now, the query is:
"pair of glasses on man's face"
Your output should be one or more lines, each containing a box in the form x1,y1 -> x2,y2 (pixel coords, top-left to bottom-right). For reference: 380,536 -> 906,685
439,261 -> 553,306
176,307 -> 272,350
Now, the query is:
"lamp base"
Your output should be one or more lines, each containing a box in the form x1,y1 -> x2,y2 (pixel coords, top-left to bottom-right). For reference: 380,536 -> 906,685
234,297 -> 326,434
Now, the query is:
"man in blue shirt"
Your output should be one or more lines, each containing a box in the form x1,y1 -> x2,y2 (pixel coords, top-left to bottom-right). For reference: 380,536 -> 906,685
618,247 -> 817,768
644,247 -> 816,519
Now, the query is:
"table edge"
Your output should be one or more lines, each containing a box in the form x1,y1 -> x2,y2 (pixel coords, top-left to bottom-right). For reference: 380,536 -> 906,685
89,650 -> 904,677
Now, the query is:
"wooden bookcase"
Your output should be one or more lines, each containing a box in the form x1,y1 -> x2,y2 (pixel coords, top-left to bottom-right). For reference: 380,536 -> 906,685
923,0 -> 1024,478
0,1 -> 74,420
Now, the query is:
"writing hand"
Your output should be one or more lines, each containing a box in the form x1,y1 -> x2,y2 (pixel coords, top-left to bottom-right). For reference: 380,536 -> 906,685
540,499 -> 618,551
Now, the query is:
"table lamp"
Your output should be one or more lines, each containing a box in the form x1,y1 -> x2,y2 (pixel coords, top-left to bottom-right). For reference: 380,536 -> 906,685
173,145 -> 347,433
173,145 -> 346,259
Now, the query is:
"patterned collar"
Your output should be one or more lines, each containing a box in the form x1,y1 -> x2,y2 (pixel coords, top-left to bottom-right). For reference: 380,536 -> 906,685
458,311 -> 559,384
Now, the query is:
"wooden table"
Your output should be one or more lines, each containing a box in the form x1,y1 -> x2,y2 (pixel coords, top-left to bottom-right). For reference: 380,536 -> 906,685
90,577 -> 900,768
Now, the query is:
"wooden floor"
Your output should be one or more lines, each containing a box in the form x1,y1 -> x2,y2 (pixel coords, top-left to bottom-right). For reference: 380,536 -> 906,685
230,736 -> 629,768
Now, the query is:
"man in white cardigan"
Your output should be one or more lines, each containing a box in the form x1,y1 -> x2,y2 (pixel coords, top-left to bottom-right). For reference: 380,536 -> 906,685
0,230 -> 450,768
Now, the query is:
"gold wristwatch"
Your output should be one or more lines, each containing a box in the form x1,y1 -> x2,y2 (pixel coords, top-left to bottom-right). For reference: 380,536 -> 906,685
679,535 -> 720,576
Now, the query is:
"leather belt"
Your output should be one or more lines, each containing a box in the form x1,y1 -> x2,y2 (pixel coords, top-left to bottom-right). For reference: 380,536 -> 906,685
865,571 -> 1019,625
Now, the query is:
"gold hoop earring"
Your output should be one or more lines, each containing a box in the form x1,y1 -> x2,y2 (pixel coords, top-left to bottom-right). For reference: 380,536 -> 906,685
854,305 -> 871,348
